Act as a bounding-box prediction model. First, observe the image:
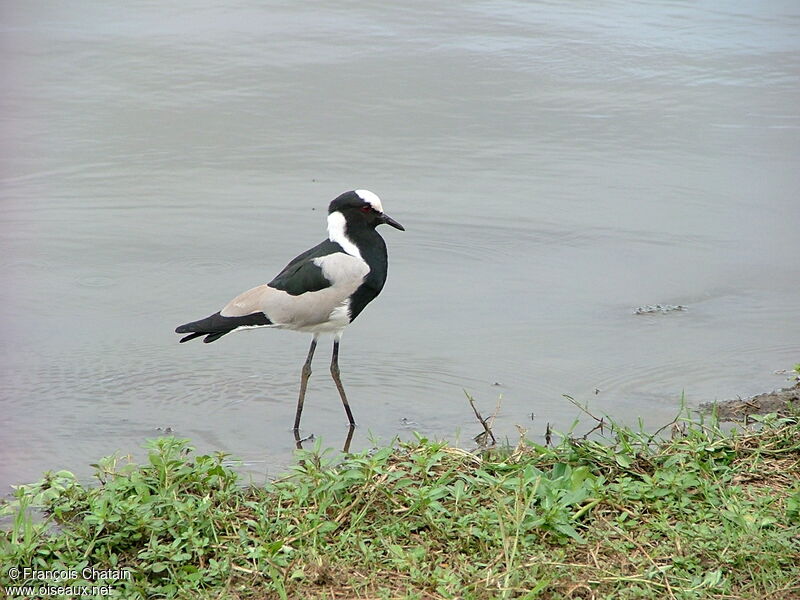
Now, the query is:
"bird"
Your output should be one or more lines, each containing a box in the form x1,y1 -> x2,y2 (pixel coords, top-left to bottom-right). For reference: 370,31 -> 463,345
175,189 -> 404,432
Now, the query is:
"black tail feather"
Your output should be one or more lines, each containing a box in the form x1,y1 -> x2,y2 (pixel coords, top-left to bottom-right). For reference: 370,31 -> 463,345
203,332 -> 228,343
175,311 -> 272,344
179,331 -> 206,343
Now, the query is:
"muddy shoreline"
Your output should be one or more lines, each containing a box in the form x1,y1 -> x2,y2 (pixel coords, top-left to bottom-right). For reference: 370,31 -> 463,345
699,381 -> 800,421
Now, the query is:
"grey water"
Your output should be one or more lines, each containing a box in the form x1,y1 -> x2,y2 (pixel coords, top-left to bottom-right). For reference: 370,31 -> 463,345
2,1 -> 799,490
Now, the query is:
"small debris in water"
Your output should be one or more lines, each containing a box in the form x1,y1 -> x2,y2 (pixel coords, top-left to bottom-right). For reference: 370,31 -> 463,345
492,381 -> 503,387
774,368 -> 800,382
634,304 -> 688,315
156,426 -> 174,434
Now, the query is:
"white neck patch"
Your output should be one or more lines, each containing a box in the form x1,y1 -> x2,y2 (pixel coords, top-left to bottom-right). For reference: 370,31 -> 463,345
355,189 -> 384,213
327,211 -> 362,259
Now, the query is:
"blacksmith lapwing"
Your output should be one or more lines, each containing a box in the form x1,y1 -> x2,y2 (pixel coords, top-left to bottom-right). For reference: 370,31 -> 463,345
175,189 -> 404,432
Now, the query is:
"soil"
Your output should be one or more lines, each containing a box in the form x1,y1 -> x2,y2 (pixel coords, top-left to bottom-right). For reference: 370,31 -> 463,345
699,381 -> 800,422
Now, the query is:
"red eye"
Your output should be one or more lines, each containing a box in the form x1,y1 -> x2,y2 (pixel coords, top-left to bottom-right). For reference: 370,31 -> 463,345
360,206 -> 372,213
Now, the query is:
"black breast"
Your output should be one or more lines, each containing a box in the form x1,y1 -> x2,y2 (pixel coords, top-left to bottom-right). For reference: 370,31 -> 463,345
347,230 -> 389,322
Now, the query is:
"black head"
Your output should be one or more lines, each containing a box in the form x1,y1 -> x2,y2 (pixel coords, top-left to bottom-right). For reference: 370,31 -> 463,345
328,190 -> 404,231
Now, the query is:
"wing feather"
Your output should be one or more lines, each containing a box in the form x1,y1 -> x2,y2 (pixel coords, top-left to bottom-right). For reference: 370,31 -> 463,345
268,239 -> 344,295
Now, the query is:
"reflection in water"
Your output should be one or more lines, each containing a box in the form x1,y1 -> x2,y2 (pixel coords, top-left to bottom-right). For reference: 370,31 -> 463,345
1,1 -> 799,490
293,426 -> 354,454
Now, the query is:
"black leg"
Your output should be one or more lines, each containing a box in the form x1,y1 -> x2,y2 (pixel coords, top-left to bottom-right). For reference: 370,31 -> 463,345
293,335 -> 318,432
330,338 -> 356,426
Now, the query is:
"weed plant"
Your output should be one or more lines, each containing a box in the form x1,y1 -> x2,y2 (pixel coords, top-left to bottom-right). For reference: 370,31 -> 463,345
2,413 -> 799,599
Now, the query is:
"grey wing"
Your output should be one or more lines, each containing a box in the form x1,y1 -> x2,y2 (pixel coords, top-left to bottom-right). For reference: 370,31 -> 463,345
221,253 -> 370,330
267,255 -> 333,296
268,239 -> 345,295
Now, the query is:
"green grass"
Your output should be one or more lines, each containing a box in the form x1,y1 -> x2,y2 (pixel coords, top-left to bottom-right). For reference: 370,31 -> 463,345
2,413 -> 799,599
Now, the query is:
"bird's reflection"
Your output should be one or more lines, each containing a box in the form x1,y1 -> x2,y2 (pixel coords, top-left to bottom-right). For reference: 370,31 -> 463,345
293,425 -> 355,454
342,425 -> 354,453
